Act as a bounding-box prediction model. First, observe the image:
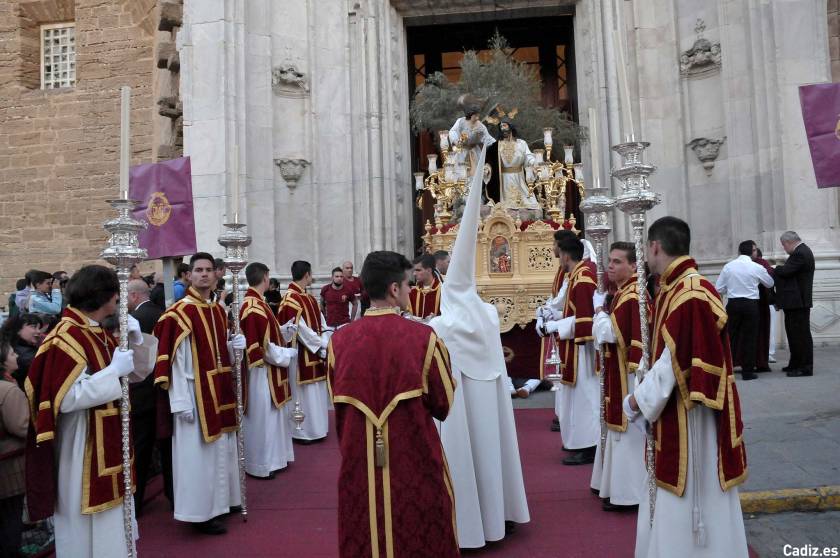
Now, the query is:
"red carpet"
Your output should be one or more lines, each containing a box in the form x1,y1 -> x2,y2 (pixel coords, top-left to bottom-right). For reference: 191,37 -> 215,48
135,409 -> 663,557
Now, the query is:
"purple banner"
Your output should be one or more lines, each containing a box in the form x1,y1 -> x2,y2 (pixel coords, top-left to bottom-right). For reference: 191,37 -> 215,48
799,83 -> 840,189
129,156 -> 197,259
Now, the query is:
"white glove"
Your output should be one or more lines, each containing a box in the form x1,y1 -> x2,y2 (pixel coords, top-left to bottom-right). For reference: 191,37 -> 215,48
318,347 -> 327,359
109,349 -> 135,378
280,319 -> 297,343
126,314 -> 144,345
544,320 -> 561,334
229,333 -> 246,351
592,291 -> 607,311
623,393 -> 649,435
319,330 -> 334,350
268,343 -> 297,367
177,409 -> 195,423
535,316 -> 545,337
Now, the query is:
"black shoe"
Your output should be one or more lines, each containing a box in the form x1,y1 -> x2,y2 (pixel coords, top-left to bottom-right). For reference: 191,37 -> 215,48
246,471 -> 276,480
228,505 -> 243,515
562,446 -> 573,452
563,449 -> 595,466
602,501 -> 639,512
786,368 -> 813,377
590,487 -> 600,496
756,366 -> 772,372
192,518 -> 227,535
782,365 -> 795,372
551,418 -> 562,432
504,520 -> 517,535
741,372 -> 758,381
293,437 -> 326,445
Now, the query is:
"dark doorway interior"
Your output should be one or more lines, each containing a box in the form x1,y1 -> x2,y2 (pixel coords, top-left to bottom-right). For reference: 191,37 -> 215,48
407,16 -> 577,251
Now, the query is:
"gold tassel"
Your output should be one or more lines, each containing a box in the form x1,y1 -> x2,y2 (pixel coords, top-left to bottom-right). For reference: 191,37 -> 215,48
375,427 -> 385,468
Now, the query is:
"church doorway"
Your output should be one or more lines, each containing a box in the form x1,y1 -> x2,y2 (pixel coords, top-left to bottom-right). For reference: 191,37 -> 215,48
406,16 -> 577,251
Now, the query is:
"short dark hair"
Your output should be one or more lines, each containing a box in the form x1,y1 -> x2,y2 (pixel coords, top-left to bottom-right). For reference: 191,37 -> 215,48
29,270 -> 52,287
291,261 -> 312,281
433,250 -> 449,262
176,263 -> 190,278
362,251 -> 412,300
412,254 -> 436,270
331,267 -> 343,275
245,262 -> 270,287
738,240 -> 755,256
15,278 -> 27,290
269,278 -> 280,289
190,252 -> 216,270
609,241 -> 637,264
553,229 -> 577,244
0,337 -> 13,373
65,265 -> 120,312
214,258 -> 226,270
648,216 -> 690,256
559,237 -> 583,261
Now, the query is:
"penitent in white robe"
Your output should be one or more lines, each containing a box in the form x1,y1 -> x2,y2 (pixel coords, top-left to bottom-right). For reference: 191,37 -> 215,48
55,367 -> 134,558
554,315 -> 599,450
244,348 -> 295,477
539,278 -> 568,421
630,347 -> 749,558
169,339 -> 241,522
589,311 -> 646,505
286,316 -> 329,441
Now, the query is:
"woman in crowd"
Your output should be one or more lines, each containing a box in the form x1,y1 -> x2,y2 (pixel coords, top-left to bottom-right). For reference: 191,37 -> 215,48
26,271 -> 62,317
0,336 -> 28,558
0,314 -> 47,389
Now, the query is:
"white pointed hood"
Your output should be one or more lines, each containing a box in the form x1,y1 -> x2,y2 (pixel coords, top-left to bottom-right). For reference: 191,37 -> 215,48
429,146 -> 506,381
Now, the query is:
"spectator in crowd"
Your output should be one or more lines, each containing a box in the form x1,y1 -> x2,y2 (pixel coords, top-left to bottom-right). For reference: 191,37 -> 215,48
52,271 -> 69,311
715,240 -> 773,381
14,271 -> 34,314
775,231 -> 815,378
340,261 -> 362,319
7,279 -> 27,319
321,267 -> 351,328
433,250 -> 450,280
264,278 -> 282,315
0,313 -> 48,389
27,270 -> 63,316
129,265 -> 142,281
0,338 -> 27,558
127,279 -> 167,514
150,271 -> 166,308
173,262 -> 190,301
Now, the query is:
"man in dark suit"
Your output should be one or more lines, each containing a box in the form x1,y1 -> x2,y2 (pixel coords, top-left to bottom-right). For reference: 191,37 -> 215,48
127,279 -> 168,512
774,231 -> 815,377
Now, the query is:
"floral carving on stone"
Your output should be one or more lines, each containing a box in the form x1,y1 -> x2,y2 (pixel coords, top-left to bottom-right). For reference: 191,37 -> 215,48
687,137 -> 726,175
274,158 -> 310,189
680,20 -> 721,79
272,64 -> 309,97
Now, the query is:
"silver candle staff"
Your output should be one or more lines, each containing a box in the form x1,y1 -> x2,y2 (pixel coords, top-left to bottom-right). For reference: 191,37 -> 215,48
579,179 -> 615,466
101,198 -> 147,558
611,139 -> 660,526
218,220 -> 251,521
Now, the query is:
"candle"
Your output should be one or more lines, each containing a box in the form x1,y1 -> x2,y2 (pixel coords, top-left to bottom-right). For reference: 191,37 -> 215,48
563,145 -> 574,164
573,162 -> 584,182
612,27 -> 635,140
119,86 -> 130,199
439,130 -> 449,151
534,149 -> 544,165
444,162 -> 455,182
427,154 -> 438,174
588,107 -> 601,189
414,172 -> 425,191
232,144 -> 239,223
543,128 -> 553,147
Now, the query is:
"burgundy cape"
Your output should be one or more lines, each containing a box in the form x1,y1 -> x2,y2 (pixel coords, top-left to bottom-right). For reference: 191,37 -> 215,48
604,275 -> 643,431
559,260 -> 597,385
24,307 -> 132,520
240,288 -> 291,412
327,308 -> 459,558
408,277 -> 442,318
277,282 -> 325,384
651,257 -> 748,496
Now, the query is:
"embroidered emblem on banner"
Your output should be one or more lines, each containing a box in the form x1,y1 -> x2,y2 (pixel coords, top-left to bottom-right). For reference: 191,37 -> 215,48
147,191 -> 172,226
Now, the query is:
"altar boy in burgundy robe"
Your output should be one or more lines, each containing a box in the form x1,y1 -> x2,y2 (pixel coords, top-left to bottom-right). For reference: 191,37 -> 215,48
328,251 -> 459,558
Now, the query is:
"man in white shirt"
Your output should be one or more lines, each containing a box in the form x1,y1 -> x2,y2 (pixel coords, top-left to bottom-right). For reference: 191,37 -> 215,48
715,240 -> 774,380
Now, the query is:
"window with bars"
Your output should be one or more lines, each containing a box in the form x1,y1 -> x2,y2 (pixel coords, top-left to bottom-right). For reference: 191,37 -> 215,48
41,23 -> 76,89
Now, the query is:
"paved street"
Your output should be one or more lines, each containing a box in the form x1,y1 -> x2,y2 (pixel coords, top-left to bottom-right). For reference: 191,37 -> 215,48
745,511 -> 840,558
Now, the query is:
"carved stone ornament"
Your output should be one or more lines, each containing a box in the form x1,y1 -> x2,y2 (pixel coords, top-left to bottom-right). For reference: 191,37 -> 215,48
688,137 -> 726,175
272,64 -> 309,97
274,158 -> 310,189
680,19 -> 721,79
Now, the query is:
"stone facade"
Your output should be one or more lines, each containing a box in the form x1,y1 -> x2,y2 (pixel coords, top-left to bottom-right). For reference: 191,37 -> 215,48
0,0 -> 183,300
831,0 -> 840,80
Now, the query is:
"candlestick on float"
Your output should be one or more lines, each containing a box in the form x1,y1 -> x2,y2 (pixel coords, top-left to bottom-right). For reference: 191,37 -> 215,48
612,5 -> 636,140
232,144 -> 240,223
